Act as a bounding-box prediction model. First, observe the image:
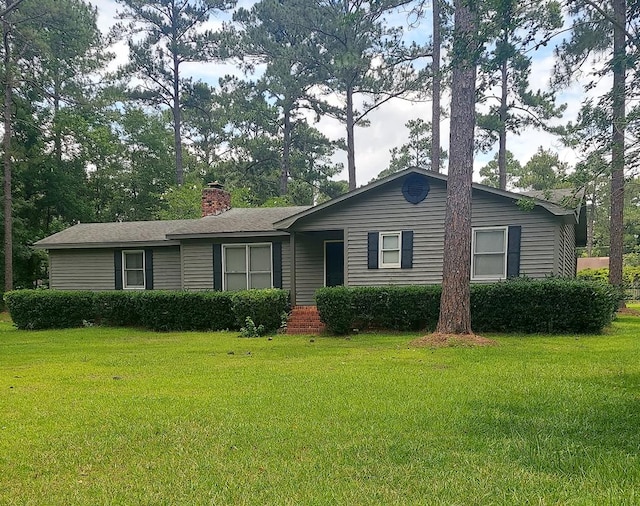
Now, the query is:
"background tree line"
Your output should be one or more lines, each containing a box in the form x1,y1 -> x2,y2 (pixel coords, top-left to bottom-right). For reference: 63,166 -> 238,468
0,0 -> 637,299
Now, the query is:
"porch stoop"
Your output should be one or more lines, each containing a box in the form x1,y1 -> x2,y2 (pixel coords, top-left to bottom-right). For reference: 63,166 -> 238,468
286,306 -> 326,335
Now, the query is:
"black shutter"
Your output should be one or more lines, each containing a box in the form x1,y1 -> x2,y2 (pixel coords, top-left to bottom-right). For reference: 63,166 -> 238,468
144,248 -> 154,290
272,241 -> 282,288
367,232 -> 379,269
401,230 -> 413,269
114,249 -> 123,290
213,243 -> 222,290
507,226 -> 521,278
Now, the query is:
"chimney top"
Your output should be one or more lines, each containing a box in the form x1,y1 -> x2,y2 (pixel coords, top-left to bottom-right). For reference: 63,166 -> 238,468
202,181 -> 231,217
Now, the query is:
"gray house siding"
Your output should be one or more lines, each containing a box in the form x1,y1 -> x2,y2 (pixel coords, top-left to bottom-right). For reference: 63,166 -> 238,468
182,240 -> 214,290
153,247 -> 182,290
49,247 -> 183,291
49,249 -> 114,290
290,176 -> 563,304
182,237 -> 291,291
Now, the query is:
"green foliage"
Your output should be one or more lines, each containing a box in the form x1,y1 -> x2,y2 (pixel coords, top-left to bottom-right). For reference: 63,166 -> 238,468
4,289 -> 288,332
3,290 -> 96,330
156,181 -> 204,220
136,291 -> 236,332
470,278 -> 620,334
239,316 -> 265,338
93,291 -> 142,327
577,266 -> 640,288
315,286 -> 353,334
479,150 -> 522,188
377,119 -> 447,180
316,279 -> 619,335
231,289 -> 290,333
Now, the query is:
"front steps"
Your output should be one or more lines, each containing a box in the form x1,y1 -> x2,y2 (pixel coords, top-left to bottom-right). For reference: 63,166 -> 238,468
286,306 -> 326,335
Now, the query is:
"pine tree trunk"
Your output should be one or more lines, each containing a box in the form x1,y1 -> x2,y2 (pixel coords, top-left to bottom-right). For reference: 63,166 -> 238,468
498,56 -> 508,190
280,107 -> 292,195
436,0 -> 478,335
609,0 -> 625,296
173,51 -> 183,186
3,6 -> 13,292
346,86 -> 356,191
431,0 -> 441,173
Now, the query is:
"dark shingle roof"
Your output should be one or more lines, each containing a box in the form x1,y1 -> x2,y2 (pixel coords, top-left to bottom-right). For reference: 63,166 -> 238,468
34,207 -> 311,249
167,207 -> 311,238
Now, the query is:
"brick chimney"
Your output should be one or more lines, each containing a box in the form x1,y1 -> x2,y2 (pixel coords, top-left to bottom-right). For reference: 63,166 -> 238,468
202,181 -> 231,217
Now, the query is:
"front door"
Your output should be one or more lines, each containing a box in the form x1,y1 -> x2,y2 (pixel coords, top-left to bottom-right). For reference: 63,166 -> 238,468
325,241 -> 344,287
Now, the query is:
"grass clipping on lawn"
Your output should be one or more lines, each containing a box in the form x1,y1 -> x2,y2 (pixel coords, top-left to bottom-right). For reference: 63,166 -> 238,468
411,332 -> 497,348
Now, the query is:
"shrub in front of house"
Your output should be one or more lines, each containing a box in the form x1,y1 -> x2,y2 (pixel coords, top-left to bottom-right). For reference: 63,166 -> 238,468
315,286 -> 353,335
94,291 -> 143,327
4,289 -> 289,332
4,290 -> 96,330
316,279 -> 620,335
137,291 -> 236,331
470,278 -> 621,333
231,289 -> 290,333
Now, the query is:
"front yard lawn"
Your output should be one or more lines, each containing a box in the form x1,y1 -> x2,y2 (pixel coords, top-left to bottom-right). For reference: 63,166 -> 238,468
1,314 -> 640,504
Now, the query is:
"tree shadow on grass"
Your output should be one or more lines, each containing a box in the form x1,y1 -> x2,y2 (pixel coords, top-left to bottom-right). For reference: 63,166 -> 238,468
462,372 -> 640,476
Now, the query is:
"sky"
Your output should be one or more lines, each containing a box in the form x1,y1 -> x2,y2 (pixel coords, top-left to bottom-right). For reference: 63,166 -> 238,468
91,0 -> 600,187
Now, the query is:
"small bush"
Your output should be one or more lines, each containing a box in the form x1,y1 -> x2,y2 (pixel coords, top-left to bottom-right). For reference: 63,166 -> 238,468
239,317 -> 265,338
316,279 -> 620,335
315,286 -> 353,334
231,289 -> 290,333
4,290 -> 96,330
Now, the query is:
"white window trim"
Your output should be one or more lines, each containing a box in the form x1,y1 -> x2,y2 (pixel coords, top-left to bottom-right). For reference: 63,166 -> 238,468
122,250 -> 146,290
471,226 -> 508,281
379,231 -> 402,269
222,243 -> 273,291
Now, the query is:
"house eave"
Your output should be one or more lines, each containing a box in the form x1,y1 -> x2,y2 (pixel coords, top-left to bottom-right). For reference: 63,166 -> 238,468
33,240 -> 181,250
166,230 -> 290,240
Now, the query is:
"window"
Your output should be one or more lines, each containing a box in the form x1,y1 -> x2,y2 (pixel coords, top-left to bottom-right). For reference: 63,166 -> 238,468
472,227 -> 507,280
123,251 -> 145,289
379,232 -> 401,268
223,244 -> 272,290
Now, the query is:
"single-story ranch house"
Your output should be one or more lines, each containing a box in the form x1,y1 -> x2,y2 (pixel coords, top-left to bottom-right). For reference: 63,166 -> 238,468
35,168 -> 586,308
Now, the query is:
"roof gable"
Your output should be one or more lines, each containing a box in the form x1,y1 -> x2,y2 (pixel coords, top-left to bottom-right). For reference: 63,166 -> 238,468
274,167 -> 578,229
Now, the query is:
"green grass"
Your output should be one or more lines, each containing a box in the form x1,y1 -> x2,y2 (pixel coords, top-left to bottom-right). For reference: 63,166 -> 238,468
1,314 -> 640,505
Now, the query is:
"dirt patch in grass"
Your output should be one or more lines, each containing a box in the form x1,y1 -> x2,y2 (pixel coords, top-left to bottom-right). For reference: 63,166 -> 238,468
618,307 -> 640,316
411,332 -> 497,348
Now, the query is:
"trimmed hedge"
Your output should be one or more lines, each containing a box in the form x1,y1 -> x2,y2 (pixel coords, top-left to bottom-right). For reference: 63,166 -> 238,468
3,290 -> 96,330
231,289 -> 289,333
4,289 -> 289,332
316,279 -> 621,335
316,285 -> 442,334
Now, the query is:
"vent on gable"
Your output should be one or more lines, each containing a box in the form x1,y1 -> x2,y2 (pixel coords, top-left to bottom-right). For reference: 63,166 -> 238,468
402,174 -> 430,204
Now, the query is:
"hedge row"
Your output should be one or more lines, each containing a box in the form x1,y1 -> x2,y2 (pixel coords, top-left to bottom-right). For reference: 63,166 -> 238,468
577,266 -> 640,288
3,289 -> 290,332
315,279 -> 621,335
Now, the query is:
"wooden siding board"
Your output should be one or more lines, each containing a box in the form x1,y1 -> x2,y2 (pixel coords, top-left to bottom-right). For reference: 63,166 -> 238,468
290,176 -> 562,297
295,234 -> 325,305
153,247 -> 182,290
182,241 -> 214,290
49,249 -> 114,290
